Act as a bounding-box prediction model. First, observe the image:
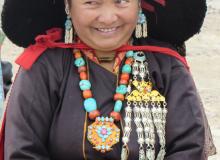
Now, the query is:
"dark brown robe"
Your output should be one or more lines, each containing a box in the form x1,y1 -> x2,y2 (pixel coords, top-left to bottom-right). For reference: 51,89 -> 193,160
4,44 -> 206,159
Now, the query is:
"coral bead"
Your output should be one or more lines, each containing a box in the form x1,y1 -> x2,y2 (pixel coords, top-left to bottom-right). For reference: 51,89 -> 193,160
89,110 -> 100,120
74,52 -> 82,59
120,73 -> 129,81
110,111 -> 121,121
78,66 -> 87,73
83,90 -> 92,99
119,79 -> 128,85
80,72 -> 87,80
114,93 -> 124,101
125,58 -> 133,65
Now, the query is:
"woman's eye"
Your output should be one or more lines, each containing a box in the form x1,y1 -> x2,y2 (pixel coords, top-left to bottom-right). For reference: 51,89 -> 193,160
115,0 -> 129,4
84,1 -> 99,5
115,0 -> 129,6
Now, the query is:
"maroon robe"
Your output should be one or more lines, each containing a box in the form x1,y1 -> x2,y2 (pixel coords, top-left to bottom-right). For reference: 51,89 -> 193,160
3,40 -> 206,159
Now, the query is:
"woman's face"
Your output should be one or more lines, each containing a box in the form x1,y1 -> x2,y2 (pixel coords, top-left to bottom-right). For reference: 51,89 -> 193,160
68,0 -> 139,52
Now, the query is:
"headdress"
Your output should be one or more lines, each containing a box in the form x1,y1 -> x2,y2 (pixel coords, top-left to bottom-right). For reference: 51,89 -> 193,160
1,0 -> 207,47
142,0 -> 207,44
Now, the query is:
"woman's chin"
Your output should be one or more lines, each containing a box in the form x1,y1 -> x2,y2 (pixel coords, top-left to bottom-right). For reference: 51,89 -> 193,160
87,38 -> 127,52
92,43 -> 123,52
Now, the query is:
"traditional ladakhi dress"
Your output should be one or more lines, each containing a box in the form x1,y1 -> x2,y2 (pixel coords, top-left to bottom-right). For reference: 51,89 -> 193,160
3,38 -> 206,160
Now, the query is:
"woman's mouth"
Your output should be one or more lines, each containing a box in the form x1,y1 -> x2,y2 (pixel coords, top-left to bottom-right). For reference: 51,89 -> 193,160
96,27 -> 117,33
93,26 -> 121,36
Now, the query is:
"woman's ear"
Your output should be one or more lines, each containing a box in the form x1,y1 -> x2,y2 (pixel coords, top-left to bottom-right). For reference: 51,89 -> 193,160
65,0 -> 70,15
64,0 -> 68,6
138,1 -> 141,9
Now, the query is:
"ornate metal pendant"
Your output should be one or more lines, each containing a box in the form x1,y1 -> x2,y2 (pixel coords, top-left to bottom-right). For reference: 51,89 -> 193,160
87,116 -> 120,153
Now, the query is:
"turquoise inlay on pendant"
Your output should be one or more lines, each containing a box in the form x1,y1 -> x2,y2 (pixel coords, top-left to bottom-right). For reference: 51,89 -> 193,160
134,52 -> 146,62
97,126 -> 112,142
126,50 -> 134,58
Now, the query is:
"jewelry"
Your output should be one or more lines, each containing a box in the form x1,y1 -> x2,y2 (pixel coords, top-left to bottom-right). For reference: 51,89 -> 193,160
135,10 -> 148,38
121,52 -> 167,160
64,5 -> 73,43
73,49 -> 135,153
97,56 -> 115,62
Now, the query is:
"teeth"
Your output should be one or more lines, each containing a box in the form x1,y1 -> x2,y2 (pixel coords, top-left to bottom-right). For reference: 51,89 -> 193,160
97,27 -> 117,32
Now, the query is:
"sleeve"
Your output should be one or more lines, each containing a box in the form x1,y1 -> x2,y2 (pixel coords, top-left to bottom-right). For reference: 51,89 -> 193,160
165,65 -> 206,160
4,56 -> 60,159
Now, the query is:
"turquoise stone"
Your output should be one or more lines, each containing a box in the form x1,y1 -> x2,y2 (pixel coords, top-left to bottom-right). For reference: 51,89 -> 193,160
109,117 -> 114,122
79,80 -> 91,91
134,52 -> 146,62
106,145 -> 110,150
97,126 -> 112,142
65,19 -> 72,30
126,50 -> 134,58
96,146 -> 101,150
74,57 -> 85,67
114,100 -> 123,112
122,64 -> 132,73
116,85 -> 127,95
84,98 -> 97,112
138,13 -> 146,24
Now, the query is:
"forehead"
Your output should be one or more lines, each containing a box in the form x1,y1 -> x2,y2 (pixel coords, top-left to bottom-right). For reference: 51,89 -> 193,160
68,0 -> 139,4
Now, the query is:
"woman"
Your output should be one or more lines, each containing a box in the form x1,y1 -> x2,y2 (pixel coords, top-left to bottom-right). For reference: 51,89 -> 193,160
0,0 -> 213,159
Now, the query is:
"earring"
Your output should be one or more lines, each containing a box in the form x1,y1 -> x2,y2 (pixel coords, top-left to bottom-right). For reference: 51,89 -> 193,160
135,10 -> 147,38
65,5 -> 73,43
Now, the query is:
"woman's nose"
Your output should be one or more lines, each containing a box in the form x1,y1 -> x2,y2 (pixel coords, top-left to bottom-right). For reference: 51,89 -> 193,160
97,9 -> 118,25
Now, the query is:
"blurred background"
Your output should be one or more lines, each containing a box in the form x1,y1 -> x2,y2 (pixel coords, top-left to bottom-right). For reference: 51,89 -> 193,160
0,0 -> 219,159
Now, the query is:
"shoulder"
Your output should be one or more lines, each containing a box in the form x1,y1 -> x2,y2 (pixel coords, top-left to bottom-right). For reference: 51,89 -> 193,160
136,38 -> 189,94
29,48 -> 72,75
33,48 -> 72,69
16,48 -> 73,87
140,38 -> 186,72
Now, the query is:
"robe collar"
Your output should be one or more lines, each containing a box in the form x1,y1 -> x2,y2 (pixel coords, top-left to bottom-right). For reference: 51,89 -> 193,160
15,27 -> 189,70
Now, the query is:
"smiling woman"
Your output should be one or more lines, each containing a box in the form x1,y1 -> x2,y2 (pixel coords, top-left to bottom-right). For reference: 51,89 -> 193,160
68,0 -> 138,54
0,0 -> 211,160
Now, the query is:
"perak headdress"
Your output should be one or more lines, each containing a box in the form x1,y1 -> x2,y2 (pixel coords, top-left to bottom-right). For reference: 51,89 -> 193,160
1,0 -> 207,48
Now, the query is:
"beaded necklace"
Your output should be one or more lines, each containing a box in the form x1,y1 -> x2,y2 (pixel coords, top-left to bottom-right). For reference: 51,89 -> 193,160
73,49 -> 167,160
73,49 -> 135,153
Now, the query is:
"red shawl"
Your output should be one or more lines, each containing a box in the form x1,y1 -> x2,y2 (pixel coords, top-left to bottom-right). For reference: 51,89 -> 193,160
0,27 -> 188,160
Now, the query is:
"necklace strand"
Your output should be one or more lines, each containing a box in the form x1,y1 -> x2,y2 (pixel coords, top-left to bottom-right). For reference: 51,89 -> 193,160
73,49 -> 135,153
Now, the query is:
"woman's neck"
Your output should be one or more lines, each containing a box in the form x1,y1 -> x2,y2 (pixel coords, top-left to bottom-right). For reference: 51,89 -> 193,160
95,50 -> 115,59
95,50 -> 116,73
